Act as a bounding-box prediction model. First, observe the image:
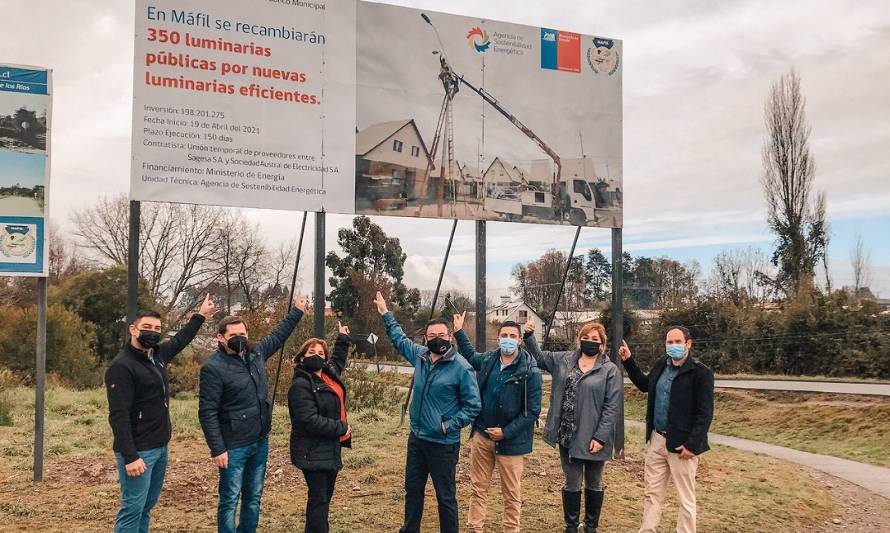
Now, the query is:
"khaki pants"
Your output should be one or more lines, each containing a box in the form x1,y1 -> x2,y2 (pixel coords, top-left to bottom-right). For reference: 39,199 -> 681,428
639,431 -> 699,533
467,432 -> 525,533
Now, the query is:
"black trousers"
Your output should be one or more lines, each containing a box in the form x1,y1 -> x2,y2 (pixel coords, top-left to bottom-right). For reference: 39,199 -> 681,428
301,468 -> 338,533
399,432 -> 460,533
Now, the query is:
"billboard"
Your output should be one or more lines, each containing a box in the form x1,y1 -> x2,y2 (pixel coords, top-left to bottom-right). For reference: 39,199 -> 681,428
354,3 -> 623,228
128,1 -> 623,229
129,0 -> 356,213
0,64 -> 50,276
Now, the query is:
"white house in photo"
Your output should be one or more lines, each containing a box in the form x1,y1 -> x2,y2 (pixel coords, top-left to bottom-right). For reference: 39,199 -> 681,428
355,119 -> 432,204
482,157 -> 526,196
486,296 -> 545,342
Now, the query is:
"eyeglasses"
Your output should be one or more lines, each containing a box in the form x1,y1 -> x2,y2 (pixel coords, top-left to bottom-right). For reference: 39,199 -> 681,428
425,332 -> 450,340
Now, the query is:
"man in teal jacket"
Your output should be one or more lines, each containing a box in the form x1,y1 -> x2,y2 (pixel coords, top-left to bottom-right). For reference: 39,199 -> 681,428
374,291 -> 481,533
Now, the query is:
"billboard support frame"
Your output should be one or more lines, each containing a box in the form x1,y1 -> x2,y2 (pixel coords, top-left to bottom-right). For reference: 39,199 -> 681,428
610,227 -> 625,458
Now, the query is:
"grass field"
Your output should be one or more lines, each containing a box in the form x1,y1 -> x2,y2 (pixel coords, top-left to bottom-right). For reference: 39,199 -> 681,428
0,383 -> 844,533
623,388 -> 890,468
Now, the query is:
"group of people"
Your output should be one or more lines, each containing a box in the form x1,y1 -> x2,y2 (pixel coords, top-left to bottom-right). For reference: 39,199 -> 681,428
105,289 -> 714,533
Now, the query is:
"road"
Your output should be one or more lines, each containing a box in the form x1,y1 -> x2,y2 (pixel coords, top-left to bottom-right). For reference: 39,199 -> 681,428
0,196 -> 43,216
365,362 -> 890,396
624,420 -> 890,498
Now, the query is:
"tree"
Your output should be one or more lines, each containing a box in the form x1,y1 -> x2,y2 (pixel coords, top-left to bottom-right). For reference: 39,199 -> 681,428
71,195 -> 225,313
0,304 -> 99,387
510,249 -> 567,313
761,69 -> 828,298
53,266 -> 156,361
709,246 -> 772,304
850,233 -> 871,295
326,216 -> 420,354
586,248 -> 611,301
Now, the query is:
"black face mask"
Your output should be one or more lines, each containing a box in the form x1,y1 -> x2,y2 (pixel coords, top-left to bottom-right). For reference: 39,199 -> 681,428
226,335 -> 249,354
137,330 -> 161,350
300,355 -> 325,373
580,340 -> 601,357
427,337 -> 451,356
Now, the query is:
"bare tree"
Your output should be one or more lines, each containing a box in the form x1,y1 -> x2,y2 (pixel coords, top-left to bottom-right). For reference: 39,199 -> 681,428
709,247 -> 772,303
850,233 -> 871,294
71,195 -> 226,312
761,69 -> 828,298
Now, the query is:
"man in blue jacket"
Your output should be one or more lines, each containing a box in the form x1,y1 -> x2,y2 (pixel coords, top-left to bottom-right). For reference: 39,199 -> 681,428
374,291 -> 481,533
452,312 -> 542,533
198,294 -> 307,533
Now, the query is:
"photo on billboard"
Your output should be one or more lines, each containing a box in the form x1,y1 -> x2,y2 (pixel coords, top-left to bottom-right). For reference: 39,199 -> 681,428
355,2 -> 623,228
0,64 -> 50,276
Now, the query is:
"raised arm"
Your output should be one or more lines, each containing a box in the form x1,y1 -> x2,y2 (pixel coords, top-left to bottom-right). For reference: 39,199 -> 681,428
156,295 -> 215,364
328,322 -> 351,376
453,312 -> 485,370
522,330 -> 557,374
619,341 -> 650,392
254,295 -> 307,361
375,291 -> 425,366
105,364 -> 139,464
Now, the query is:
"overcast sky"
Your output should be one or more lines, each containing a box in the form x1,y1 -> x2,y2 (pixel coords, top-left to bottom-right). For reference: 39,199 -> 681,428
3,0 -> 888,298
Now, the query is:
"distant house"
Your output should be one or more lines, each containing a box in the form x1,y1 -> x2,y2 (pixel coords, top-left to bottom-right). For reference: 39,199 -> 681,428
486,296 -> 545,342
459,163 -> 483,200
482,157 -> 525,197
355,119 -> 433,207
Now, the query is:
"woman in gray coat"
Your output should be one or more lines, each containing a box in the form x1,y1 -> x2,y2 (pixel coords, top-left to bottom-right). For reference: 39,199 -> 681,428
524,318 -> 622,533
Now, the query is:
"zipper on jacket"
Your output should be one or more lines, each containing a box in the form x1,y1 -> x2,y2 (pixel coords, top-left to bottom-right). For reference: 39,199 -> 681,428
147,350 -> 168,407
416,356 -> 441,429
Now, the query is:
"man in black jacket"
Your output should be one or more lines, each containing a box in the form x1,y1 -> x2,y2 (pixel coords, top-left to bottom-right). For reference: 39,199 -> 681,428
198,294 -> 306,533
619,326 -> 714,533
105,294 -> 215,533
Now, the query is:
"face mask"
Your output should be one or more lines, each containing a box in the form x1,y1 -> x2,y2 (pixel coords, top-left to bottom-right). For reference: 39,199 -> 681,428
580,340 -> 600,357
427,337 -> 451,356
666,344 -> 686,360
300,355 -> 325,373
226,335 -> 249,354
137,330 -> 161,350
498,337 -> 518,355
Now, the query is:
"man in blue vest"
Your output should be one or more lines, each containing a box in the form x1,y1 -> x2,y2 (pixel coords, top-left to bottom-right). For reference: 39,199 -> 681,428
452,312 -> 542,533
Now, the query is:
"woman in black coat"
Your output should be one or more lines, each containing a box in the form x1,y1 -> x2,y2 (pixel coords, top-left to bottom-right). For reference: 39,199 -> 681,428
288,322 -> 352,533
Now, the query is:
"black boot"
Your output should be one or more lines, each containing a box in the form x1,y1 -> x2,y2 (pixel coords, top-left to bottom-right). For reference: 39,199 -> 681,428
583,489 -> 604,532
562,489 -> 582,533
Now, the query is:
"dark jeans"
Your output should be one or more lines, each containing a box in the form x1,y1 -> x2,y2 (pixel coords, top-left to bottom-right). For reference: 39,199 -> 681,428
559,445 -> 605,492
217,438 -> 269,533
400,432 -> 460,533
301,469 -> 339,533
114,445 -> 168,533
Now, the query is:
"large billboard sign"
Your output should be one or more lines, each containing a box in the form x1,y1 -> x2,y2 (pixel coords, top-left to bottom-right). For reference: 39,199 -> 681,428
129,1 -> 623,228
0,64 -> 50,276
354,3 -> 623,228
130,0 -> 356,213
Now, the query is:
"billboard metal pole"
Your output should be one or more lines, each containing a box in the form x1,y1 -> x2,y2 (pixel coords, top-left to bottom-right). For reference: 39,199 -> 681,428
270,211 -> 308,408
610,227 -> 625,458
33,277 -> 47,482
313,212 -> 326,338
475,220 -> 486,351
543,226 -> 582,347
400,219 -> 458,427
127,200 -> 141,323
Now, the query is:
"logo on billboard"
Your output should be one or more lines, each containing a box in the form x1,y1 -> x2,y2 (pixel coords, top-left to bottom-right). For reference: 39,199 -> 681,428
0,225 -> 36,258
466,27 -> 491,53
587,37 -> 620,75
540,28 -> 581,73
